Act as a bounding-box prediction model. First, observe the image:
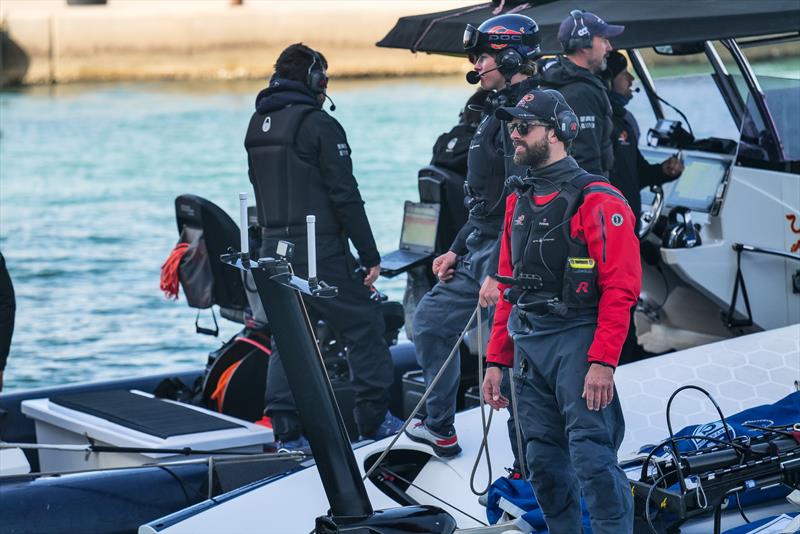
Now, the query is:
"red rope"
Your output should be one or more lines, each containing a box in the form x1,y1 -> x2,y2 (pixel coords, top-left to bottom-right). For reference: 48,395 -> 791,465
235,336 -> 272,356
160,242 -> 189,300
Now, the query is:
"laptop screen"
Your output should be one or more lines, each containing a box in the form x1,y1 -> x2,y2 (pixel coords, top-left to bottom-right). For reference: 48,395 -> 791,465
399,202 -> 439,253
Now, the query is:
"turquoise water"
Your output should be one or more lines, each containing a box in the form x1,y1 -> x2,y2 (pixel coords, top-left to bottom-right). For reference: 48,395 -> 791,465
1,59 -> 796,391
0,76 -> 474,391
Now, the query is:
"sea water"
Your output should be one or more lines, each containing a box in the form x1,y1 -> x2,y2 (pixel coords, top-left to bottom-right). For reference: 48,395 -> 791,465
0,61 -> 795,391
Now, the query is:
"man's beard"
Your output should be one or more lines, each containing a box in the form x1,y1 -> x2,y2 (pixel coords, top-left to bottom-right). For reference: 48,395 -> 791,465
588,55 -> 607,74
514,136 -> 551,168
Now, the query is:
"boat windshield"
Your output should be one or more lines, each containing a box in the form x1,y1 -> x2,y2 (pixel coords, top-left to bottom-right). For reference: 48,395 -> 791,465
736,73 -> 800,162
629,70 -> 739,143
631,40 -> 799,164
734,39 -> 800,162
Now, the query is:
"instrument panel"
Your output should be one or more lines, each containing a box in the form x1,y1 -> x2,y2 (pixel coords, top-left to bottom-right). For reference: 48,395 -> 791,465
640,148 -> 733,213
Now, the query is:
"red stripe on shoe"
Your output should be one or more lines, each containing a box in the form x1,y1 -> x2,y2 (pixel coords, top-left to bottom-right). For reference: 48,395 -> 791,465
435,436 -> 458,446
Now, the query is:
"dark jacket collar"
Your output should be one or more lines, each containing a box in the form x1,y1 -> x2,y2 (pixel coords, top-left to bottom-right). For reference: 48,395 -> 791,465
538,56 -> 606,92
255,78 -> 322,115
607,90 -> 630,117
485,76 -> 538,114
529,156 -> 584,195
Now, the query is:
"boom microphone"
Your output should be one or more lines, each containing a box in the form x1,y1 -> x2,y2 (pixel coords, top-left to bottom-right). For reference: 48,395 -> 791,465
325,93 -> 337,111
466,66 -> 500,85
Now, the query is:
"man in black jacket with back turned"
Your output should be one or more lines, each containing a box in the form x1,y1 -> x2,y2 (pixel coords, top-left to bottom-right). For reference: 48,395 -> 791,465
538,10 -> 624,176
244,43 -> 401,446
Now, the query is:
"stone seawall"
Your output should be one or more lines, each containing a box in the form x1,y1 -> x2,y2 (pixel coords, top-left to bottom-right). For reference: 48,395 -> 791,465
0,0 -> 475,86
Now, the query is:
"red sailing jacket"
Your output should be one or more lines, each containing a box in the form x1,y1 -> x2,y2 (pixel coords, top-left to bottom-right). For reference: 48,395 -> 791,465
487,181 -> 641,368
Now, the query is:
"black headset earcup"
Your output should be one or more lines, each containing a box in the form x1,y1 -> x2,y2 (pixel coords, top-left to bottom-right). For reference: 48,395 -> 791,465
496,48 -> 523,77
555,109 -> 580,142
306,49 -> 328,95
567,9 -> 593,51
308,70 -> 328,95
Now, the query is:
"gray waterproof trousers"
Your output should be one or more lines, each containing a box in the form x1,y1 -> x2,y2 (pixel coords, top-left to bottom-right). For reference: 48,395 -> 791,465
512,319 -> 633,534
413,232 -> 519,465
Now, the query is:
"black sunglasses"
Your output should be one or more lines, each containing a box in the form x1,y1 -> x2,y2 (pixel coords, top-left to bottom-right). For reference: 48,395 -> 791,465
506,121 -> 550,136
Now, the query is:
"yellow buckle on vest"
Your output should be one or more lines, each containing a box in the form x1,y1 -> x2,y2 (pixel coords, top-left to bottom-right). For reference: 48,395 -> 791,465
567,257 -> 595,269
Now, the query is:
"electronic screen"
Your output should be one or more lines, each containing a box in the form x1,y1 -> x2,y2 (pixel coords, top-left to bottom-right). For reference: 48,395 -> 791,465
666,158 -> 728,212
400,202 -> 439,251
639,150 -> 729,213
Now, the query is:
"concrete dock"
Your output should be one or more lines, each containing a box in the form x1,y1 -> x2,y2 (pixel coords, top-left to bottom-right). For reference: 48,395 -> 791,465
1,1 -> 796,86
0,0 -> 475,86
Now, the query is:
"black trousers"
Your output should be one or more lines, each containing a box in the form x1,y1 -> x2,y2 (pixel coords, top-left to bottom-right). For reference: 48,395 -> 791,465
264,241 -> 394,439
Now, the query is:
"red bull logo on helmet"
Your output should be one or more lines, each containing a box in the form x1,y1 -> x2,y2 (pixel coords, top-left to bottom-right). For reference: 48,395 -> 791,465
486,25 -> 525,50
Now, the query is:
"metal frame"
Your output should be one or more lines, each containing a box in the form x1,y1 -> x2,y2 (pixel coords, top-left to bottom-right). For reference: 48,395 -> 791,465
703,41 -> 746,131
722,38 -> 786,161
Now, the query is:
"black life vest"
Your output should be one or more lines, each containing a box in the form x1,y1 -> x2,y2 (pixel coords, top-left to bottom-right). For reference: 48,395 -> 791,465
466,113 -> 507,219
244,104 -> 341,238
508,173 -> 626,310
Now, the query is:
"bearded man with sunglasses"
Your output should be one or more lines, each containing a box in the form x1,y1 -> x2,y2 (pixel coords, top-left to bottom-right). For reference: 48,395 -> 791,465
405,14 -> 540,460
482,89 -> 639,533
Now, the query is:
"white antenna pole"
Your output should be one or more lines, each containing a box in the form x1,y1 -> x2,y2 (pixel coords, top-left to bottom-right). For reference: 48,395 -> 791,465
307,215 -> 317,285
239,192 -> 249,259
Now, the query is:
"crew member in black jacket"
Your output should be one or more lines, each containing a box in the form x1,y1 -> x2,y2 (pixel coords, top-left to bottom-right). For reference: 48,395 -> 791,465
244,43 -> 401,445
0,252 -> 15,392
405,14 -> 539,458
604,51 -> 684,232
404,90 -> 488,336
538,10 -> 624,176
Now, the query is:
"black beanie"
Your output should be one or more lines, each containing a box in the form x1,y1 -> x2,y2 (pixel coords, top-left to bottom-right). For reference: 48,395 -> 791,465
606,51 -> 628,80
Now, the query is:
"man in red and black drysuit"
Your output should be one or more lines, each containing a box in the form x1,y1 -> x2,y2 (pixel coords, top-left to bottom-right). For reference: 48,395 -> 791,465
482,89 -> 639,534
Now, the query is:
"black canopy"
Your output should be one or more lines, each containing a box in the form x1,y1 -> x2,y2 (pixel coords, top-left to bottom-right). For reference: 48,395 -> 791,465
377,0 -> 800,55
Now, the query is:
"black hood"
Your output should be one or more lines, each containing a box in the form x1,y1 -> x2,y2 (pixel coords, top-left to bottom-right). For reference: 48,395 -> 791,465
255,78 -> 322,115
537,57 -> 606,93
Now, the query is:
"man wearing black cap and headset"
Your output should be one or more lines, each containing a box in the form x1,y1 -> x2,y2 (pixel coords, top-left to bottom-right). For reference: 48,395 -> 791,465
244,43 -> 402,447
538,10 -> 624,177
482,88 -> 639,533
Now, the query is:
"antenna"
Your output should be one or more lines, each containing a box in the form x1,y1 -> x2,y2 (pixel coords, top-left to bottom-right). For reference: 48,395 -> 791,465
307,215 -> 317,287
238,192 -> 250,265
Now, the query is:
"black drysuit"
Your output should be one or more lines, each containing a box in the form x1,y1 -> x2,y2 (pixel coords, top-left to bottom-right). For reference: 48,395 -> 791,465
608,93 -> 673,231
0,252 -> 15,376
244,78 -> 393,439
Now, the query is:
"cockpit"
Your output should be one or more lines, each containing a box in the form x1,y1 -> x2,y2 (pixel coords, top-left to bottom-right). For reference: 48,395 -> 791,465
620,36 -> 799,353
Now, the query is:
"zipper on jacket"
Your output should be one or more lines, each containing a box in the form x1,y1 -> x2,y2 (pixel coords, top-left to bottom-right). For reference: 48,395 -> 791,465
599,211 -> 607,263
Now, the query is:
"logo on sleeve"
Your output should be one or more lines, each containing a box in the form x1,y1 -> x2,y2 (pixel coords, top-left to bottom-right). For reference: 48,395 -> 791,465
611,213 -> 624,227
337,143 -> 349,157
261,116 -> 272,133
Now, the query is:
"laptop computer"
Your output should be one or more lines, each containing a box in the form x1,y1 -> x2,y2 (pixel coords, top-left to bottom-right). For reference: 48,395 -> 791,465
380,201 -> 441,277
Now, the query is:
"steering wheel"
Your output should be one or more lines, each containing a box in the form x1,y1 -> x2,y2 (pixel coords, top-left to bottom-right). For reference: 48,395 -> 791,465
639,185 -> 664,239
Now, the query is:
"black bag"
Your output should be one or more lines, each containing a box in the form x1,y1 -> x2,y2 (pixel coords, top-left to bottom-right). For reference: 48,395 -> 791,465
178,226 -> 215,309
